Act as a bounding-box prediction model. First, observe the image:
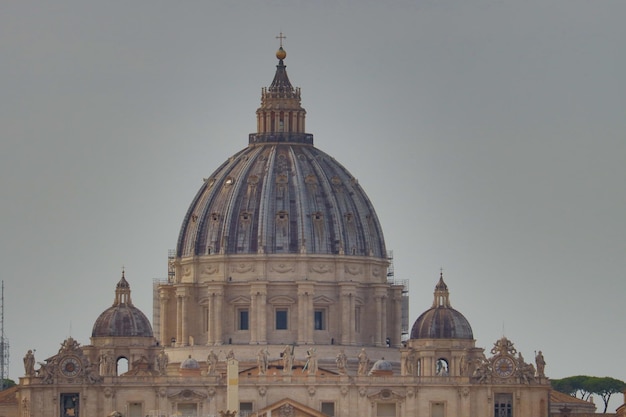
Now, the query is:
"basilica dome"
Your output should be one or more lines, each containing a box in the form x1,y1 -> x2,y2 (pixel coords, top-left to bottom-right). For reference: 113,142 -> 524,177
160,46 -> 402,349
92,273 -> 153,338
176,48 -> 386,259
410,274 -> 473,340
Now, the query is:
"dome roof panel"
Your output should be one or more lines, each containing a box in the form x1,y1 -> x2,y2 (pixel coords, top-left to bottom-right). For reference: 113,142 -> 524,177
91,305 -> 153,338
410,307 -> 473,340
176,143 -> 386,258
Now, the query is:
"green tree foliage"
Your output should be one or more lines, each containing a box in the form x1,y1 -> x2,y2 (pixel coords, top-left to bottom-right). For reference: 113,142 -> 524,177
0,378 -> 16,390
588,376 -> 626,413
552,375 -> 626,413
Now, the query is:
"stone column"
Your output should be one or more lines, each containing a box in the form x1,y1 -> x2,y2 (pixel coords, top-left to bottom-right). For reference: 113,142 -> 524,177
297,282 -> 315,345
339,282 -> 358,345
214,291 -> 223,345
381,295 -> 388,346
258,289 -> 267,344
206,294 -> 214,345
176,293 -> 183,346
250,292 -> 258,344
375,295 -> 383,346
181,294 -> 189,346
393,293 -> 402,347
341,293 -> 351,345
159,291 -> 169,346
250,282 -> 267,345
297,292 -> 307,345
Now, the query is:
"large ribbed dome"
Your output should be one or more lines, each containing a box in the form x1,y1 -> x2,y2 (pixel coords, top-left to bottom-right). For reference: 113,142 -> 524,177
92,273 -> 153,338
176,48 -> 385,259
410,274 -> 473,340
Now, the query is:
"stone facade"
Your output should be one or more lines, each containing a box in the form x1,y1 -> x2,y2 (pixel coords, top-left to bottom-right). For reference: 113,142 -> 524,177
11,44 -> 555,417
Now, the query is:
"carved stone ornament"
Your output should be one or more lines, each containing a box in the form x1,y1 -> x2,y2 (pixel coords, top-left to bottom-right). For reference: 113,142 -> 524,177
167,389 -> 207,401
278,404 -> 295,417
367,389 -> 405,402
458,387 -> 470,398
491,336 -> 517,356
270,262 -> 295,273
345,264 -> 363,275
309,263 -> 333,274
201,264 -> 220,276
231,263 -> 255,273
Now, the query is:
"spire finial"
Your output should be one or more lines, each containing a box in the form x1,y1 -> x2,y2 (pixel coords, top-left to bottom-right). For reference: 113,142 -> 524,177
276,31 -> 286,48
275,32 -> 287,60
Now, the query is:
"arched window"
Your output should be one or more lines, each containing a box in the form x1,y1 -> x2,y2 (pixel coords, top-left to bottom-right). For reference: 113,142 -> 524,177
116,357 -> 129,375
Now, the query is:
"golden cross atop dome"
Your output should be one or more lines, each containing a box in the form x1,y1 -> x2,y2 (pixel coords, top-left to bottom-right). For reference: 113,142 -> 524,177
276,32 -> 286,48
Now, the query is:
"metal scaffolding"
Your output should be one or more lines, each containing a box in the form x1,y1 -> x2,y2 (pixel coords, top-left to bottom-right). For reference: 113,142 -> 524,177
0,281 -> 9,390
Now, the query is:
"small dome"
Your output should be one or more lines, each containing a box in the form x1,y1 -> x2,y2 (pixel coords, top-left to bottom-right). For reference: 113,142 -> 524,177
370,358 -> 393,372
91,272 -> 153,338
410,307 -> 473,340
180,355 -> 200,369
369,358 -> 394,376
410,274 -> 473,340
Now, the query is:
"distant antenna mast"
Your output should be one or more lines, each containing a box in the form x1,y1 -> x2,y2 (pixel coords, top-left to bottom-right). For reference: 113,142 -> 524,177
0,281 -> 9,390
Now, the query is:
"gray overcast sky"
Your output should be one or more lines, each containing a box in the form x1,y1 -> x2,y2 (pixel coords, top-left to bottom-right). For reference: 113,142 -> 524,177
2,0 -> 625,409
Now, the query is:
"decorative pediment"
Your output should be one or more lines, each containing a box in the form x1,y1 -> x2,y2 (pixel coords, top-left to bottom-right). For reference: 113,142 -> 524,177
313,295 -> 334,305
167,389 -> 207,401
367,388 -> 405,402
36,339 -> 102,385
229,296 -> 251,305
268,295 -> 295,305
472,337 -> 539,385
255,398 -> 329,417
58,337 -> 81,355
